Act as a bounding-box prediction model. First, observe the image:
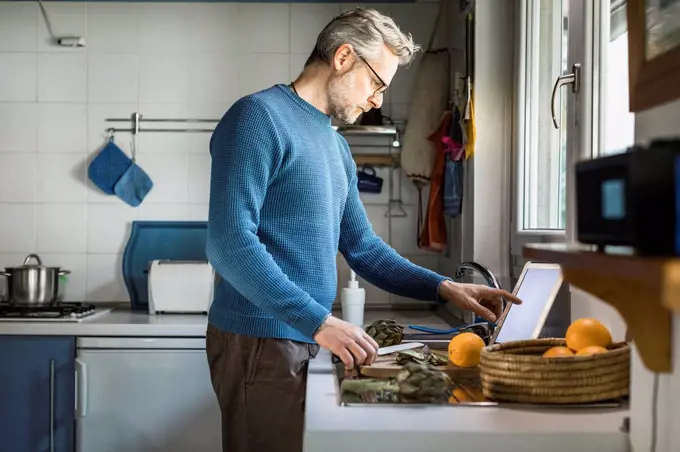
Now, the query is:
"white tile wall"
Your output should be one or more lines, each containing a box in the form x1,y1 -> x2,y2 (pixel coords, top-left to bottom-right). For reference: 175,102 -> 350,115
0,53 -> 37,102
0,1 -> 442,304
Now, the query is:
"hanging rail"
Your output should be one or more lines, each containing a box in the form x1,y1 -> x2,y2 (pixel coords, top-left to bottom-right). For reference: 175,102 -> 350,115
104,113 -> 401,147
105,112 -> 407,217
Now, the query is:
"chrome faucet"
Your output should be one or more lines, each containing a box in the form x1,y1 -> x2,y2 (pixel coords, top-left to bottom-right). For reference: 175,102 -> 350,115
454,261 -> 505,333
454,261 -> 501,289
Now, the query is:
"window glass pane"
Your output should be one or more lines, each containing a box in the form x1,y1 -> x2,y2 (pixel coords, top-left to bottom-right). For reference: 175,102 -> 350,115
521,0 -> 569,230
602,2 -> 635,155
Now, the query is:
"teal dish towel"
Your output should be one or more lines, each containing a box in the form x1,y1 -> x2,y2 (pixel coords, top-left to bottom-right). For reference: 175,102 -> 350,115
114,163 -> 153,207
88,140 -> 132,195
443,157 -> 464,218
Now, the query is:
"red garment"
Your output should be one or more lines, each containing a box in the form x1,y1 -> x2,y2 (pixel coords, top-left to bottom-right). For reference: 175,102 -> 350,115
419,110 -> 452,252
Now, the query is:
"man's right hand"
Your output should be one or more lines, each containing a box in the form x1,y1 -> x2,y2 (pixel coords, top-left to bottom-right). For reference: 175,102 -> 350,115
314,315 -> 379,369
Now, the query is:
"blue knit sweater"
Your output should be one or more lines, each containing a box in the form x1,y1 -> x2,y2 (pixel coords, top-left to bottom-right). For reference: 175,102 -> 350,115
206,84 -> 448,343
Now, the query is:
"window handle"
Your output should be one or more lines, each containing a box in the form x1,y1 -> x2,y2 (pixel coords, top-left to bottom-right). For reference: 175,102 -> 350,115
551,63 -> 581,129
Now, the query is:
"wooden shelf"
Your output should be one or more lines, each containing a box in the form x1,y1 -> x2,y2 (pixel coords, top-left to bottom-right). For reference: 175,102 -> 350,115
353,154 -> 400,168
523,243 -> 678,373
333,125 -> 399,136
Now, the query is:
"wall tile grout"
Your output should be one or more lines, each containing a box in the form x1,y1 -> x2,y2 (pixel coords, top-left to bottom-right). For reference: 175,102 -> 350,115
0,1 -> 441,303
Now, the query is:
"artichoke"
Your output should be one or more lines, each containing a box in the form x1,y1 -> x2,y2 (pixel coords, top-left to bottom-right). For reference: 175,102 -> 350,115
395,347 -> 449,367
395,363 -> 452,402
340,362 -> 452,403
365,319 -> 404,347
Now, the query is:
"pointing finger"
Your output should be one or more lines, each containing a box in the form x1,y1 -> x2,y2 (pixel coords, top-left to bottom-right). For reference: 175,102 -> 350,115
489,288 -> 522,305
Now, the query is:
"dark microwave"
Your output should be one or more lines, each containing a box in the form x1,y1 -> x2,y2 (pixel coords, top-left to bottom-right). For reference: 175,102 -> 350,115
575,139 -> 680,256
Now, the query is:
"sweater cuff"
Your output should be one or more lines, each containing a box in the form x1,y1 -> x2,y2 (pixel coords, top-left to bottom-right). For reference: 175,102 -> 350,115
291,300 -> 331,339
435,277 -> 454,304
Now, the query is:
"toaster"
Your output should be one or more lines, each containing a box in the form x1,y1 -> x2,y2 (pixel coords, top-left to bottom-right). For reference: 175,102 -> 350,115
147,260 -> 215,314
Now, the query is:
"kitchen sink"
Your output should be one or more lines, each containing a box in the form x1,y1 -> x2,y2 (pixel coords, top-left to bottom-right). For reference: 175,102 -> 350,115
333,338 -> 493,407
332,339 -> 629,410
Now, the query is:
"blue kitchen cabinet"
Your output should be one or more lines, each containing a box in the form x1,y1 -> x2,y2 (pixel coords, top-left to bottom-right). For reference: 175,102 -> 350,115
0,336 -> 76,452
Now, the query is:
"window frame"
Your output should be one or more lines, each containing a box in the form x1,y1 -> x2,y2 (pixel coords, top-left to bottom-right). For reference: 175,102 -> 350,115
510,0 -> 569,271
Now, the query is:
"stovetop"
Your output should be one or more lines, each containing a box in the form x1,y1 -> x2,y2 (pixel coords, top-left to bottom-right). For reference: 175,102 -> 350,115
0,302 -> 107,322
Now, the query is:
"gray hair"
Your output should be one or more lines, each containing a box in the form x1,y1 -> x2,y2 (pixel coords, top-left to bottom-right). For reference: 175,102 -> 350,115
305,7 -> 420,68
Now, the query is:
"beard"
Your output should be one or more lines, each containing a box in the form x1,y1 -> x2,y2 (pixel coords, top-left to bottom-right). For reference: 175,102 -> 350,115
327,69 -> 364,124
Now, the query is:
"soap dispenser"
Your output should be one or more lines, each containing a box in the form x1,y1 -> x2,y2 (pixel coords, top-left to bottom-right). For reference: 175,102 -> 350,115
341,270 -> 365,327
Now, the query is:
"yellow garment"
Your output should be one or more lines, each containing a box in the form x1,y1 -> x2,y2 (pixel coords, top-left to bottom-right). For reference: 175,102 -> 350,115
465,84 -> 476,159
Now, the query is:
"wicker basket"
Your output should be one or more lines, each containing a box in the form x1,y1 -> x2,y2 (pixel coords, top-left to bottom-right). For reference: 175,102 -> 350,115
479,338 -> 630,404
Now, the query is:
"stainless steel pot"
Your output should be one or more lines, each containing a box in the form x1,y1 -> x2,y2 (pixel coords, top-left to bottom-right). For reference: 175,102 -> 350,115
0,254 -> 70,307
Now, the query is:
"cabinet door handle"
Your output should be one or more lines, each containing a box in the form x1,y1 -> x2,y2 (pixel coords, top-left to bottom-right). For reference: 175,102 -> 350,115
74,358 -> 88,418
49,359 -> 55,452
551,63 -> 581,129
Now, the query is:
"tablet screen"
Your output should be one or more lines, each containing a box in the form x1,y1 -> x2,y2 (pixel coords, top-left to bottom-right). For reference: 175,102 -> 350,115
494,265 -> 563,344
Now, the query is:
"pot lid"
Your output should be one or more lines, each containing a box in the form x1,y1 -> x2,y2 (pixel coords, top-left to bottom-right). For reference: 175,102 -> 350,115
4,254 -> 59,270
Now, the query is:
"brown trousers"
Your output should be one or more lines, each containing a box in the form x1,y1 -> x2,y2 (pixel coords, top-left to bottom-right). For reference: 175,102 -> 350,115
206,324 -> 320,452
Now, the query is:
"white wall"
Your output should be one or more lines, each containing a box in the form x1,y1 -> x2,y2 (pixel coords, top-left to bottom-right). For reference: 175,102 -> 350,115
0,1 -> 442,304
459,0 -> 514,285
569,98 -> 680,452
626,99 -> 680,452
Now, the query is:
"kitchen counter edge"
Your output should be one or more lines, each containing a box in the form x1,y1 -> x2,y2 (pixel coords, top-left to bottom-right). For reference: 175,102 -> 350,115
0,305 -> 456,338
303,349 -> 631,452
0,308 -> 210,337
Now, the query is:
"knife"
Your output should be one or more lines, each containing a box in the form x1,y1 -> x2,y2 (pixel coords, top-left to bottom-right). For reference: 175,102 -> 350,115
331,342 -> 425,364
377,341 -> 424,356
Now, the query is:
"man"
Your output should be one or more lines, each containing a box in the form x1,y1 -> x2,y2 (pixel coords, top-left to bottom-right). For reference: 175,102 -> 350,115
205,7 -> 521,452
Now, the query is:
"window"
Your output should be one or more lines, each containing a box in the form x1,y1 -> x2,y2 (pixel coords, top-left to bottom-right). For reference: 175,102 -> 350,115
517,0 -> 569,233
599,1 -> 635,156
513,0 -> 635,263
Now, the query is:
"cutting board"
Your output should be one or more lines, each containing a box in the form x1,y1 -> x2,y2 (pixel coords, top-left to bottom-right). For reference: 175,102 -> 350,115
358,353 -> 480,380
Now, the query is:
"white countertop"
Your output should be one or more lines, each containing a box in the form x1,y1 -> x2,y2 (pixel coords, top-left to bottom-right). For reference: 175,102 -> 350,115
0,307 -> 211,337
304,349 -> 631,452
0,304 -> 632,450
0,304 -> 455,337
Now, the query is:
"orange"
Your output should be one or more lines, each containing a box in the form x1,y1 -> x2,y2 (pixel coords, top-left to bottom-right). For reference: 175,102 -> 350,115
565,318 -> 612,351
448,332 -> 485,368
542,346 -> 574,358
576,345 -> 609,356
449,386 -> 485,403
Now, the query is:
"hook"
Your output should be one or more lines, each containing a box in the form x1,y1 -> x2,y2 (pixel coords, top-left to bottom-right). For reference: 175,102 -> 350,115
392,130 -> 401,148
132,112 -> 141,135
107,128 -> 115,141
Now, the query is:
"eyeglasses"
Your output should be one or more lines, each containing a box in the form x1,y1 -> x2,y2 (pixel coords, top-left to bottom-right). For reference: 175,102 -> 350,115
356,54 -> 388,98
